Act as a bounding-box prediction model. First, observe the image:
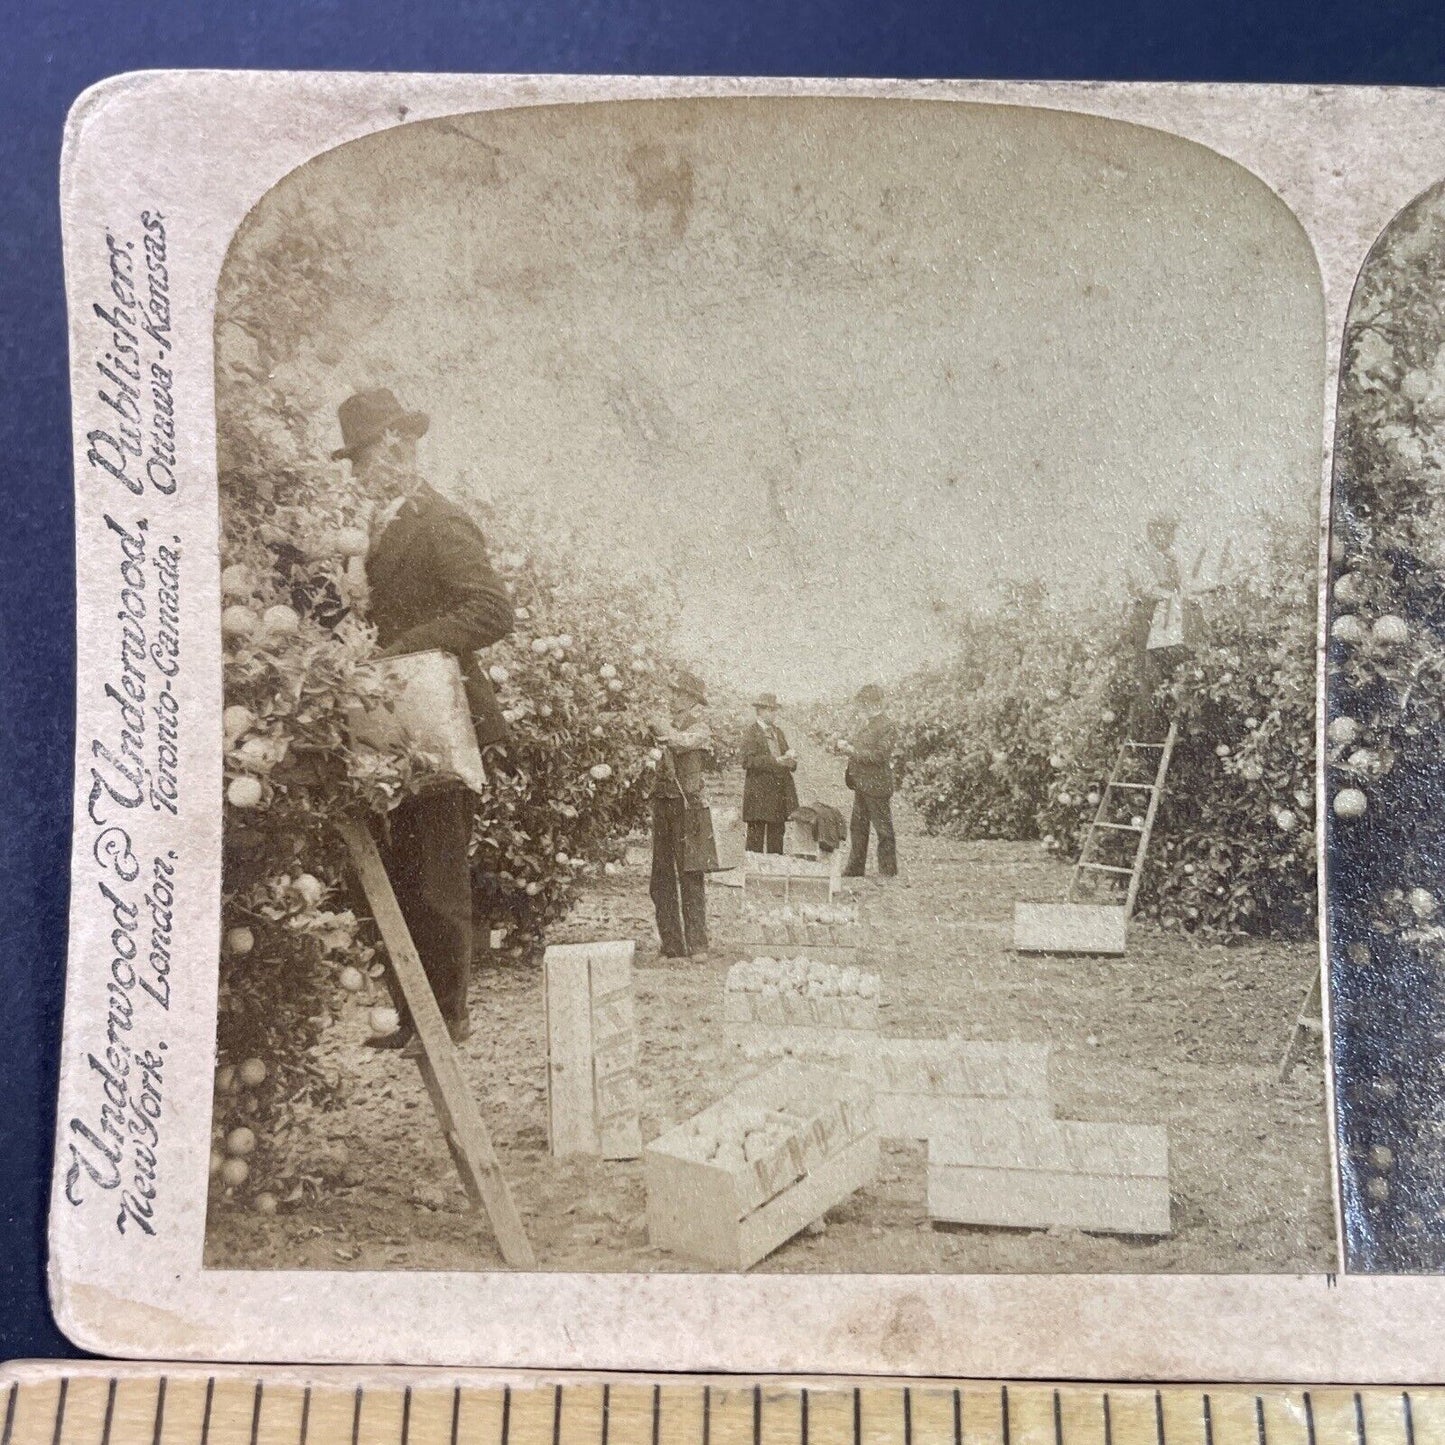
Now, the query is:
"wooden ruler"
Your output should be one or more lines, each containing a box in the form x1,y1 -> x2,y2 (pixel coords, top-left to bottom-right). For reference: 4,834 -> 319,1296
0,1366 -> 1438,1445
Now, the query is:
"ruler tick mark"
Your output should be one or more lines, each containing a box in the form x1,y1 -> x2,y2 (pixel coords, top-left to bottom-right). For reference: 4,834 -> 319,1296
701,1387 -> 709,1445
655,1386 -> 663,1445
402,1388 -> 412,1445
352,1388 -> 363,1445
754,1387 -> 762,1445
1103,1395 -> 1113,1445
1256,1397 -> 1267,1445
51,1379 -> 68,1445
249,1383 -> 261,1445
953,1390 -> 962,1445
1203,1396 -> 1213,1445
854,1389 -> 862,1445
601,1385 -> 611,1445
450,1390 -> 461,1445
1002,1387 -> 1011,1445
553,1386 -> 563,1445
1354,1394 -> 1367,1445
299,1390 -> 311,1445
905,1389 -> 914,1445
801,1388 -> 809,1445
1052,1390 -> 1062,1445
1154,1392 -> 1165,1445
101,1381 -> 117,1445
154,1379 -> 169,1445
1403,1394 -> 1415,1445
1304,1395 -> 1316,1445
1,1384 -> 15,1445
201,1380 -> 216,1445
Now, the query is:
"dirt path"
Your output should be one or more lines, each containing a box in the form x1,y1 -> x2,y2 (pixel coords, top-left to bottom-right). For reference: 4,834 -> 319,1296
207,767 -> 1333,1276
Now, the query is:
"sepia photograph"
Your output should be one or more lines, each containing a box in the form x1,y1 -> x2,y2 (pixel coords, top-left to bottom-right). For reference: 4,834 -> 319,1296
1328,175 -> 1445,1273
199,97 -> 1333,1276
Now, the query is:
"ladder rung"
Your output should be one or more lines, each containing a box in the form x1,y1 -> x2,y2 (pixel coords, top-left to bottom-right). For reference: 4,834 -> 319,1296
1077,862 -> 1134,875
1095,822 -> 1144,832
1123,741 -> 1166,749
1109,782 -> 1156,791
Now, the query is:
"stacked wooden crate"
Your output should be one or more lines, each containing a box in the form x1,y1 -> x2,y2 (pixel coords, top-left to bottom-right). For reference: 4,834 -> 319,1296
741,851 -> 839,907
724,956 -> 881,1054
787,1033 -> 1172,1236
736,900 -> 869,966
926,1110 -> 1170,1236
644,1061 -> 879,1268
797,1037 -> 1054,1142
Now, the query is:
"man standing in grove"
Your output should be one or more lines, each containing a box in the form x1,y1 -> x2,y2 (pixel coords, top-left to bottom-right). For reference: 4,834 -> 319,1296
740,691 -> 799,855
650,670 -> 714,960
839,683 -> 899,880
335,387 -> 514,1052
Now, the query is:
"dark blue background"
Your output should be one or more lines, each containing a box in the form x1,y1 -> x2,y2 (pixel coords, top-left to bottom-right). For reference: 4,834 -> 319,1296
7,0 -> 1445,1363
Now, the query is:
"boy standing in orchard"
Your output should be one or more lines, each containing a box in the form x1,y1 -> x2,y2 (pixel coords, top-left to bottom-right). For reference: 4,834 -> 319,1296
650,670 -> 715,960
334,388 -> 514,1054
839,683 -> 899,880
1123,512 -> 1225,741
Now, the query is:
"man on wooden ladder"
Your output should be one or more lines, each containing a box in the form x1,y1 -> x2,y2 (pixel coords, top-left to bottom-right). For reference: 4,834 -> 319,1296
1015,513 -> 1225,955
333,388 -> 516,1055
1125,511 -> 1208,742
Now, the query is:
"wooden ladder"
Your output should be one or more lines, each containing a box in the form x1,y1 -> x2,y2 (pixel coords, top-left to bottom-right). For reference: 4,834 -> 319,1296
336,818 -> 536,1269
1067,718 -> 1178,917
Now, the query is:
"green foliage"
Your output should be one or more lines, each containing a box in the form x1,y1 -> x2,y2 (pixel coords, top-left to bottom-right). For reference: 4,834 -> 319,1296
882,532 -> 1317,939
465,510 -> 674,937
212,200 -> 679,1207
1329,181 -> 1445,944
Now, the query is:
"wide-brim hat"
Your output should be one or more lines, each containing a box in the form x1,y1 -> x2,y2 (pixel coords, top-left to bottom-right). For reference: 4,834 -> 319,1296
671,669 -> 708,705
753,692 -> 781,709
331,387 -> 430,461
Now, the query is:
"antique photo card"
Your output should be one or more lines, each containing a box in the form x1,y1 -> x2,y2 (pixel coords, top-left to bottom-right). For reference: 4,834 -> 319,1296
49,73 -> 1445,1375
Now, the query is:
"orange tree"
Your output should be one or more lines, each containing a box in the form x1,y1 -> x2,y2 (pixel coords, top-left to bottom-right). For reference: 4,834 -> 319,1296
1327,181 -> 1445,1267
212,200 -> 677,1209
886,524 -> 1317,940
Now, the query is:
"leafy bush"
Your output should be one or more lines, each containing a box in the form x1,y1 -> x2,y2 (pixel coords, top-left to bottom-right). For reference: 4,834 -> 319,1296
465,508 -> 674,940
883,529 -> 1317,939
1327,180 -> 1445,1264
211,201 -> 679,1208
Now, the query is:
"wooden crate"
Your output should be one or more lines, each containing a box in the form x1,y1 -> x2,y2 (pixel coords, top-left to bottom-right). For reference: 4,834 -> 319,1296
724,959 -> 880,1055
927,1113 -> 1170,1236
735,915 -> 867,964
743,874 -> 837,908
795,1038 -> 1053,1141
1013,903 -> 1127,956
544,941 -> 641,1160
743,851 -> 836,877
742,852 -> 840,906
346,649 -> 487,792
645,1061 -> 879,1269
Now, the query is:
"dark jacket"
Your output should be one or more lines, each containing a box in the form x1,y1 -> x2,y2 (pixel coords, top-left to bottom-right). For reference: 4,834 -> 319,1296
366,481 -> 514,749
845,712 -> 897,796
741,720 -> 800,823
653,712 -> 711,801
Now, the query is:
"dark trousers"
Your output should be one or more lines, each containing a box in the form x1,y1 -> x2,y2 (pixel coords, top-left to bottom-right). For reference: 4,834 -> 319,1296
1128,644 -> 1188,741
844,791 -> 897,877
379,784 -> 474,1030
651,796 -> 708,956
746,819 -> 785,853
